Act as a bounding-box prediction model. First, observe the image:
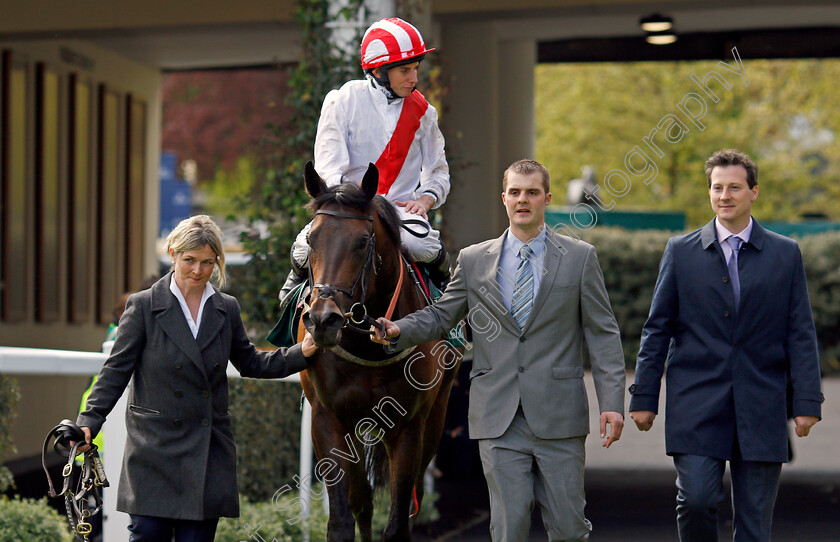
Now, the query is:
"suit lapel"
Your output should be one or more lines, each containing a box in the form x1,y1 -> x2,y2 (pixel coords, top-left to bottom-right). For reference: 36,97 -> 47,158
152,272 -> 204,372
196,291 -> 225,352
481,232 -> 521,333
522,230 -> 563,331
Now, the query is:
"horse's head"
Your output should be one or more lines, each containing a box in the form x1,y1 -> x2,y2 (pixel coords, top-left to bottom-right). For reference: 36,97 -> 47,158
301,161 -> 401,347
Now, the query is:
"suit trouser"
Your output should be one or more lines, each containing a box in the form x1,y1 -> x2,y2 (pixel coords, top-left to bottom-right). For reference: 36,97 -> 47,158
128,514 -> 219,542
478,406 -> 591,542
673,445 -> 782,542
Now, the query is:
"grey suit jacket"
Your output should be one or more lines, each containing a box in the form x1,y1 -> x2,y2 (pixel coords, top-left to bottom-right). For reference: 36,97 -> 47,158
395,228 -> 625,440
77,272 -> 308,520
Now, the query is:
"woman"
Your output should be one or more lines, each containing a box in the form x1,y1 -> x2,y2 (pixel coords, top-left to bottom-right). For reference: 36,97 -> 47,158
77,215 -> 317,541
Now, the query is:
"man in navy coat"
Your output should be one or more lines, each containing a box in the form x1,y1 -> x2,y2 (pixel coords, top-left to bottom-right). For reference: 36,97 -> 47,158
629,149 -> 823,541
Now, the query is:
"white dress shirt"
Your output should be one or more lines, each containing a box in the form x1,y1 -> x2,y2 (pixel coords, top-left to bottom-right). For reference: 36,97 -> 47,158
169,276 -> 215,339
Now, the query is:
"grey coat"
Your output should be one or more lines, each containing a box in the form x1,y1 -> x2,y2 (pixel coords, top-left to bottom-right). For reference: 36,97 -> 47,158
395,228 -> 626,440
77,272 -> 308,520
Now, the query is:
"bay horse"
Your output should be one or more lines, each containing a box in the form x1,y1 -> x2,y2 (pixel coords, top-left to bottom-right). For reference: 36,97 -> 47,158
299,161 -> 462,542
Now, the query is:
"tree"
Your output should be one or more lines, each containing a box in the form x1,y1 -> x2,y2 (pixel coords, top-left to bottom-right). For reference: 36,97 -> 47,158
536,58 -> 840,227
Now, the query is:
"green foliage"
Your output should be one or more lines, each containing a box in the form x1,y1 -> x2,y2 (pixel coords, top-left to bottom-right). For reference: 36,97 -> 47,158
0,497 -> 74,542
216,494 -> 329,542
229,378 -> 303,502
575,228 -> 840,375
216,487 -> 438,542
235,0 -> 364,336
798,232 -> 840,374
536,59 -> 840,228
0,374 -> 20,492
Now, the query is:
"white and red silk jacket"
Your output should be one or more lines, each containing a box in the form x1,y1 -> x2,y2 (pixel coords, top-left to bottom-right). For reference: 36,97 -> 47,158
313,79 -> 450,209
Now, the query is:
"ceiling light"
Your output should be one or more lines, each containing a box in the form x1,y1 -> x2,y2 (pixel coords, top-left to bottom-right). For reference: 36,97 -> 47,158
640,13 -> 673,32
646,31 -> 677,45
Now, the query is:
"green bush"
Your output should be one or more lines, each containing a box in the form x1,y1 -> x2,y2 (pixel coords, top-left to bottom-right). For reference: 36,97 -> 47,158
0,373 -> 20,492
217,493 -> 329,542
799,232 -> 840,374
576,228 -> 840,375
0,496 -> 74,542
217,486 -> 437,542
229,378 -> 304,502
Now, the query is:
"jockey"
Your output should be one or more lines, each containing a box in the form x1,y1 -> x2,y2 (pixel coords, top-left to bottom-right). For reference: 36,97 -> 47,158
280,17 -> 451,304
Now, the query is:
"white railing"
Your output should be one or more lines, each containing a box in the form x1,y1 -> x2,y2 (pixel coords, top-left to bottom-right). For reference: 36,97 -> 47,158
0,344 -> 315,541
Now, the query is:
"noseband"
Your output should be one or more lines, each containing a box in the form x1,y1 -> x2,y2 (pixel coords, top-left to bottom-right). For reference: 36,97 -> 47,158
309,209 -> 380,334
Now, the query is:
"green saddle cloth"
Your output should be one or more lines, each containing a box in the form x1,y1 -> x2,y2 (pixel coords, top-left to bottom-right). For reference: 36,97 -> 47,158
266,282 -> 307,348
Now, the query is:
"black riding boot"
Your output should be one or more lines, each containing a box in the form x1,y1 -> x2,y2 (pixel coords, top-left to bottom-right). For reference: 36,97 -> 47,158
278,260 -> 307,312
425,246 -> 451,291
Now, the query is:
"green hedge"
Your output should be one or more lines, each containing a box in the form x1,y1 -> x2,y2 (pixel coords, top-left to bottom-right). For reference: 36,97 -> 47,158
216,487 -> 437,542
0,497 -> 74,542
579,228 -> 840,375
0,374 -> 20,493
229,378 -> 303,502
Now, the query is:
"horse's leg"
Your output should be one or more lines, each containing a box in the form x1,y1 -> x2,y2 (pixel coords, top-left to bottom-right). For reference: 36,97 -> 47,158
381,423 -> 424,542
310,403 -> 358,542
346,453 -> 374,542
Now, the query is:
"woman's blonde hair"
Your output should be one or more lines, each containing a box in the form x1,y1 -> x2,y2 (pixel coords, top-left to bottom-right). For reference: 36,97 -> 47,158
165,215 -> 226,287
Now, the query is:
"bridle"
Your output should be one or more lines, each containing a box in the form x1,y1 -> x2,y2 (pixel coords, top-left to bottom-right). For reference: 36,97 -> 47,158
308,209 -> 382,335
42,420 -> 109,541
305,208 -> 413,365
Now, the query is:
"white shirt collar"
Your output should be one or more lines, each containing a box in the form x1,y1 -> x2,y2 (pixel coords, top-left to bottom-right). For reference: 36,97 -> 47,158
169,275 -> 215,339
715,216 -> 753,245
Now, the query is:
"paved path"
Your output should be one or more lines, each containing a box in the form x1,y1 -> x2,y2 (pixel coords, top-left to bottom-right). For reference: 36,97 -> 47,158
415,373 -> 840,541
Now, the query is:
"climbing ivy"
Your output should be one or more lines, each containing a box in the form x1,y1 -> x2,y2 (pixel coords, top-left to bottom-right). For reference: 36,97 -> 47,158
234,0 -> 365,335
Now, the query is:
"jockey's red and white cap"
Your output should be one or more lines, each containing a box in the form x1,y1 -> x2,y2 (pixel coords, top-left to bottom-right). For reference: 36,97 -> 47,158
360,18 -> 435,71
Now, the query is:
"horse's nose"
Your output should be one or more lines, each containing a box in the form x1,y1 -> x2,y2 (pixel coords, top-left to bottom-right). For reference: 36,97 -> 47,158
304,298 -> 346,347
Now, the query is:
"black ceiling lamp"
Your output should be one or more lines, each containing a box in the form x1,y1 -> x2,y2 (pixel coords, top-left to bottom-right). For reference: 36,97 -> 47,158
640,13 -> 677,44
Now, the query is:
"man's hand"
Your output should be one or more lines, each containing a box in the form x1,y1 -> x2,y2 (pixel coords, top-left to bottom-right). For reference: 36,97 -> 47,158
395,194 -> 435,220
630,410 -> 656,431
301,332 -> 318,357
600,411 -> 624,448
371,317 -> 400,344
794,415 -> 819,437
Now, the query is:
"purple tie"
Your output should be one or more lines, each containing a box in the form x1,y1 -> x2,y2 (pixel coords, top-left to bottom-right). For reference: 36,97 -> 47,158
726,236 -> 742,311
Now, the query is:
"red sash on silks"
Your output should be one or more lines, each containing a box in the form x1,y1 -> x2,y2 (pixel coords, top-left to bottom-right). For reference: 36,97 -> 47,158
375,90 -> 429,195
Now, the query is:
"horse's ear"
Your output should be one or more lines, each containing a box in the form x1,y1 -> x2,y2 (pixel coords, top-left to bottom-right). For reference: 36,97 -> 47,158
304,161 -> 326,198
361,163 -> 379,201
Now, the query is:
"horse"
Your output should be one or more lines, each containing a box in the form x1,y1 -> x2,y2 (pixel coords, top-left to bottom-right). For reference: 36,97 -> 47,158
298,161 -> 462,542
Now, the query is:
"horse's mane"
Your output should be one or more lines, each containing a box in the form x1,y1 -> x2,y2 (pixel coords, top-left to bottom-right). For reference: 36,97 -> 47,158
306,182 -> 403,251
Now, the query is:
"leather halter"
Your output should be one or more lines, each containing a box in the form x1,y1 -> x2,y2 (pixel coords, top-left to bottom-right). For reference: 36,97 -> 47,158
310,209 -> 377,310
306,207 -> 410,364
42,420 -> 109,540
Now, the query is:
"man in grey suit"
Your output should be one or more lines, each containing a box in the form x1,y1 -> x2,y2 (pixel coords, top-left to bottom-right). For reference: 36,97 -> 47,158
373,159 -> 626,541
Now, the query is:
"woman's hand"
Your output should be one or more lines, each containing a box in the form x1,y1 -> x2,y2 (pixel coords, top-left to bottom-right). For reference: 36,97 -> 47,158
301,332 -> 318,357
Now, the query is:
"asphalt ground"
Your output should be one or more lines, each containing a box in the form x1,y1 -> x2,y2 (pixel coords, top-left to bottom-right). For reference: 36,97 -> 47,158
413,373 -> 840,541
414,468 -> 840,541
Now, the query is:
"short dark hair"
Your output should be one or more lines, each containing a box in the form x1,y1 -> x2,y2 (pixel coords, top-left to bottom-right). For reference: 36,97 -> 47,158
502,159 -> 550,193
705,149 -> 758,188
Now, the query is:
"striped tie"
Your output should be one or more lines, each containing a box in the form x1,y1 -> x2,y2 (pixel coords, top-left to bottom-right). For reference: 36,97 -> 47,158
726,236 -> 742,311
511,244 -> 534,329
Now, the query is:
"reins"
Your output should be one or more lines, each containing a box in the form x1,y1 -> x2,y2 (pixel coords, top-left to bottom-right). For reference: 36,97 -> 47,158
42,420 -> 109,541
